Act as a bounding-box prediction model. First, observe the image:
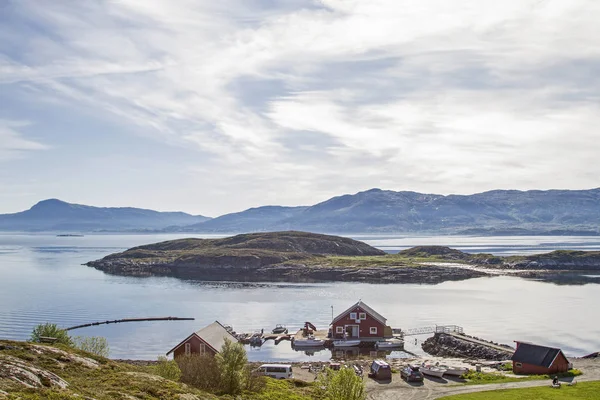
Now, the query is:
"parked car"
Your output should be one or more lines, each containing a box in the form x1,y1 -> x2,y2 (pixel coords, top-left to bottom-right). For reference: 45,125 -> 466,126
369,360 -> 392,380
401,364 -> 424,382
256,364 -> 293,379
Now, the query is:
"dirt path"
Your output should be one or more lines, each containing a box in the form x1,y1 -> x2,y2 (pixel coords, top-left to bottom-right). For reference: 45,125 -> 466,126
366,358 -> 600,400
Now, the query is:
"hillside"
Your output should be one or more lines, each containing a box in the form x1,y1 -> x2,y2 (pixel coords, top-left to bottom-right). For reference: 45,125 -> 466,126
0,199 -> 211,232
0,340 -> 310,399
179,188 -> 600,234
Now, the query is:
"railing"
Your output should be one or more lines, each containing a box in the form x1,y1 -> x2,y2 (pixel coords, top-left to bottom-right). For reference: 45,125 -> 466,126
398,324 -> 464,336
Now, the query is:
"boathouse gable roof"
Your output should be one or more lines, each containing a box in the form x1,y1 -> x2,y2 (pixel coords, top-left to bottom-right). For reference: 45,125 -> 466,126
511,341 -> 565,368
332,301 -> 387,325
166,320 -> 237,356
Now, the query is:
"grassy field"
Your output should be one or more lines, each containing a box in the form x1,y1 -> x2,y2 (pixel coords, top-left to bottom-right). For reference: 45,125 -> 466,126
461,370 -> 582,386
439,380 -> 600,399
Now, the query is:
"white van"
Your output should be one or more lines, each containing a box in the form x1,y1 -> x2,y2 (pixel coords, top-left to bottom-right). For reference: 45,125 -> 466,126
257,364 -> 293,379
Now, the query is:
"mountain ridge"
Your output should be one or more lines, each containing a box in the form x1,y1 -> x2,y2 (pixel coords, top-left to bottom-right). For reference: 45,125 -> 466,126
2,187 -> 600,234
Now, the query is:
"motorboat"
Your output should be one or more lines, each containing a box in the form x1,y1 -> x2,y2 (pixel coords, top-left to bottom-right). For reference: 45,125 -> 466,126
420,364 -> 447,378
272,324 -> 288,334
439,365 -> 469,377
374,339 -> 404,349
293,335 -> 325,347
332,339 -> 361,347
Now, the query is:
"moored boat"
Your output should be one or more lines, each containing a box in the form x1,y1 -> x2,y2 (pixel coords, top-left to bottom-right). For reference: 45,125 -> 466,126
293,335 -> 325,347
374,339 -> 404,349
332,339 -> 361,347
420,364 -> 447,378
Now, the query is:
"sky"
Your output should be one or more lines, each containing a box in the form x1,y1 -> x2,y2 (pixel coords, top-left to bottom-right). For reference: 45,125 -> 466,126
1,0 -> 599,216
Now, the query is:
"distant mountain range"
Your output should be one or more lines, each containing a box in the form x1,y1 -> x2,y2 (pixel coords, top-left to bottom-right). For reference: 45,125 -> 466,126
1,188 -> 600,234
0,199 -> 210,232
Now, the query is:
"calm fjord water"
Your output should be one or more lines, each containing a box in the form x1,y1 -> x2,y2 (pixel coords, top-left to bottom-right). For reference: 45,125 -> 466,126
0,233 -> 599,361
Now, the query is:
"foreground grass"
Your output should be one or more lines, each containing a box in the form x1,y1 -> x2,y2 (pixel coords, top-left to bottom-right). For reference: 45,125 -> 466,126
0,340 -> 314,400
440,380 -> 600,399
462,370 -> 582,386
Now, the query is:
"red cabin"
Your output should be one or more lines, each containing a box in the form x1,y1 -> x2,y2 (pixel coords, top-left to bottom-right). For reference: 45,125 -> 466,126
166,321 -> 238,359
331,301 -> 391,339
511,341 -> 570,375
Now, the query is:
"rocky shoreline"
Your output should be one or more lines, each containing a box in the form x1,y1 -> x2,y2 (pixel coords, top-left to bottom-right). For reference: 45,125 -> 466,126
422,333 -> 514,361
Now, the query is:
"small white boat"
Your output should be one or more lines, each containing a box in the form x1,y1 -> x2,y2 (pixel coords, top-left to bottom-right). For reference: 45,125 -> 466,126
293,336 -> 325,347
375,339 -> 404,349
439,365 -> 469,377
420,364 -> 447,378
332,339 -> 361,347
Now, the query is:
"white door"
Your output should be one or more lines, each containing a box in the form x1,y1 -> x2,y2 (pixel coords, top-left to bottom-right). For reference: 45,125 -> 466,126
352,325 -> 359,337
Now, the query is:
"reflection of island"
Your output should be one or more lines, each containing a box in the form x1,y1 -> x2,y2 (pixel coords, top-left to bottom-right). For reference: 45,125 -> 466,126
57,234 -> 84,237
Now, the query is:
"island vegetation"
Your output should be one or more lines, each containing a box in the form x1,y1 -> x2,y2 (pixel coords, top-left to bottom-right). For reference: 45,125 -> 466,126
85,231 -> 600,285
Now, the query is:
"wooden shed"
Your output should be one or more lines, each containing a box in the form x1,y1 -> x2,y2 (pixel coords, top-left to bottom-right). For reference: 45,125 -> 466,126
511,341 -> 570,375
166,321 -> 238,358
331,300 -> 392,339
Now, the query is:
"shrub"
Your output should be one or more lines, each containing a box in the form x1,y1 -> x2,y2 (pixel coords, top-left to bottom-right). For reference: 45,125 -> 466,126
30,323 -> 72,346
154,356 -> 182,381
215,337 -> 248,395
178,354 -> 221,392
317,367 -> 365,400
72,336 -> 110,357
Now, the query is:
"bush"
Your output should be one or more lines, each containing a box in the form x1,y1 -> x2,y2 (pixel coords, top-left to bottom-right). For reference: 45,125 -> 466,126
317,367 -> 365,400
178,354 -> 221,392
30,323 -> 72,346
215,337 -> 248,395
154,356 -> 182,381
72,336 -> 110,357
243,365 -> 267,393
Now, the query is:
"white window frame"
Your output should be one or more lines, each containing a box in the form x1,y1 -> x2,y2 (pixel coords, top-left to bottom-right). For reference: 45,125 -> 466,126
184,343 -> 191,355
515,362 -> 522,368
350,312 -> 357,320
370,327 -> 377,334
336,326 -> 344,334
199,343 -> 206,355
359,313 -> 366,320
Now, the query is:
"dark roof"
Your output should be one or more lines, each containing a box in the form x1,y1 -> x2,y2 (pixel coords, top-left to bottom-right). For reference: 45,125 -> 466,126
511,342 -> 566,368
166,320 -> 237,356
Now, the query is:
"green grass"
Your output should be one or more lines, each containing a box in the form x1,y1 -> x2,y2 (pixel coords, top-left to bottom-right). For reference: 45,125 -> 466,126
461,370 -> 582,386
439,380 -> 600,399
245,379 -> 315,400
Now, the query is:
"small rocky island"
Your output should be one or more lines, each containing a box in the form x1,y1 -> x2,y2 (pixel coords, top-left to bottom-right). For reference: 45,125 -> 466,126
86,231 -> 600,284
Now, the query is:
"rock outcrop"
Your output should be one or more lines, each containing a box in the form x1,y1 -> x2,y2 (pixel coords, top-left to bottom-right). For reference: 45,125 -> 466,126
422,333 -> 513,361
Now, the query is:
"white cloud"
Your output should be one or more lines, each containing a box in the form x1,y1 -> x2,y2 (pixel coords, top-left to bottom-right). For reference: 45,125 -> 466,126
0,120 -> 48,161
0,0 -> 599,213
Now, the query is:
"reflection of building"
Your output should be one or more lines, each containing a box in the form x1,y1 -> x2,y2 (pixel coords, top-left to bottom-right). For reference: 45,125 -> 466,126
511,341 -> 570,375
331,300 -> 392,339
331,347 -> 392,359
166,321 -> 238,358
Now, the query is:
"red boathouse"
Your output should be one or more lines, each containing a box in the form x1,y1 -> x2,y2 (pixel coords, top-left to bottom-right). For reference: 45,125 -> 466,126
331,300 -> 392,339
511,341 -> 570,375
166,321 -> 238,358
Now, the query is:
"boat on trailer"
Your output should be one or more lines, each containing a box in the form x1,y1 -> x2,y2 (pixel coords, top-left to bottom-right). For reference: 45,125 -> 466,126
420,364 -> 447,378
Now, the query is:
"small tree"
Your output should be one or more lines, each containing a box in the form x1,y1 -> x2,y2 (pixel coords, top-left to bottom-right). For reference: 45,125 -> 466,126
178,354 -> 221,392
155,356 -> 181,381
317,367 -> 365,400
215,338 -> 247,395
72,336 -> 110,357
30,323 -> 72,346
